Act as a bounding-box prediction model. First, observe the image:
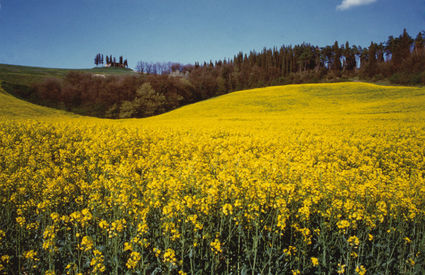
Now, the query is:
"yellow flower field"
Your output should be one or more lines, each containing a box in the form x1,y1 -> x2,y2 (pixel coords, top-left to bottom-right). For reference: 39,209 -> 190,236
1,82 -> 425,274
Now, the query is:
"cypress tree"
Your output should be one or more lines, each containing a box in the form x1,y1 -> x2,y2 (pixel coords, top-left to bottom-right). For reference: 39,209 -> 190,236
94,53 -> 100,67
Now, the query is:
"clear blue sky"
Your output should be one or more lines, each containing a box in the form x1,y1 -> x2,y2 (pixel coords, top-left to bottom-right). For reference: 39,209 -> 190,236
0,0 -> 423,69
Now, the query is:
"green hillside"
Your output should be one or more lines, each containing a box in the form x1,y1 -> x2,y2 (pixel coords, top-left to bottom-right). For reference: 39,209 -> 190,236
0,63 -> 135,86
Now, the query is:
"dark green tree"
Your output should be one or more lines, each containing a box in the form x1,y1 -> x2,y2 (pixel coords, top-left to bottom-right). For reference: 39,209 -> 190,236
94,53 -> 100,66
414,32 -> 424,53
386,29 -> 413,68
363,42 -> 378,77
331,41 -> 342,72
343,42 -> 357,72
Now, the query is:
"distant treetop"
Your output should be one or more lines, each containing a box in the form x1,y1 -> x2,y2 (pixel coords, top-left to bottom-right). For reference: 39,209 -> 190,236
95,53 -> 128,69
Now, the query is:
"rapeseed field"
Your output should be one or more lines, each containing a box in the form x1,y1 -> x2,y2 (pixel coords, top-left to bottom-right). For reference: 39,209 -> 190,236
1,82 -> 425,274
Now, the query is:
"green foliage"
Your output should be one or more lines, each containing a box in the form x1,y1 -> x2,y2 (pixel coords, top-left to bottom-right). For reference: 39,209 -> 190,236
118,100 -> 136,119
105,103 -> 120,118
119,83 -> 166,118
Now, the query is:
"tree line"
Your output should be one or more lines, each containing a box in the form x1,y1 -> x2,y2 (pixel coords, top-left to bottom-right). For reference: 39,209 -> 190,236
32,29 -> 425,118
94,53 -> 128,68
180,29 -> 423,91
135,61 -> 184,75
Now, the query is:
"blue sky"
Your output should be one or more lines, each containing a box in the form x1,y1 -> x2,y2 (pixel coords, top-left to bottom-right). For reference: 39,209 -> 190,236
0,0 -> 423,69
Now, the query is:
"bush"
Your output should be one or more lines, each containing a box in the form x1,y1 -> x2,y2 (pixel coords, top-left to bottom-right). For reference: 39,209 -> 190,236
119,83 -> 166,118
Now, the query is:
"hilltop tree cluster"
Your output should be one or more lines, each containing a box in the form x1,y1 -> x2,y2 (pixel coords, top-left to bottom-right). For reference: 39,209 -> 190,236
33,30 -> 425,118
94,53 -> 128,68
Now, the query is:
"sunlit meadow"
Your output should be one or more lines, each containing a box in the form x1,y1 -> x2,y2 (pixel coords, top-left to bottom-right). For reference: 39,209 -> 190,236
1,82 -> 425,274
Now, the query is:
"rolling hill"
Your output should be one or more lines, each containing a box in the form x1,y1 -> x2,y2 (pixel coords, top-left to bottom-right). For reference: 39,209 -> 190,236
0,63 -> 135,87
1,81 -> 425,127
147,82 -> 425,124
1,82 -> 425,274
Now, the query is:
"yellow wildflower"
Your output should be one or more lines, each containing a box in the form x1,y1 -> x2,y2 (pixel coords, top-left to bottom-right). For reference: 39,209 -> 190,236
355,265 -> 367,275
80,236 -> 94,252
337,263 -> 346,274
163,248 -> 177,266
126,251 -> 141,269
210,238 -> 222,254
311,257 -> 319,266
1,255 -> 10,263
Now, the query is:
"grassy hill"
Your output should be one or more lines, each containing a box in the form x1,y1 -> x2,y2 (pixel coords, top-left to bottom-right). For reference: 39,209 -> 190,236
1,82 -> 425,274
0,63 -> 135,86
